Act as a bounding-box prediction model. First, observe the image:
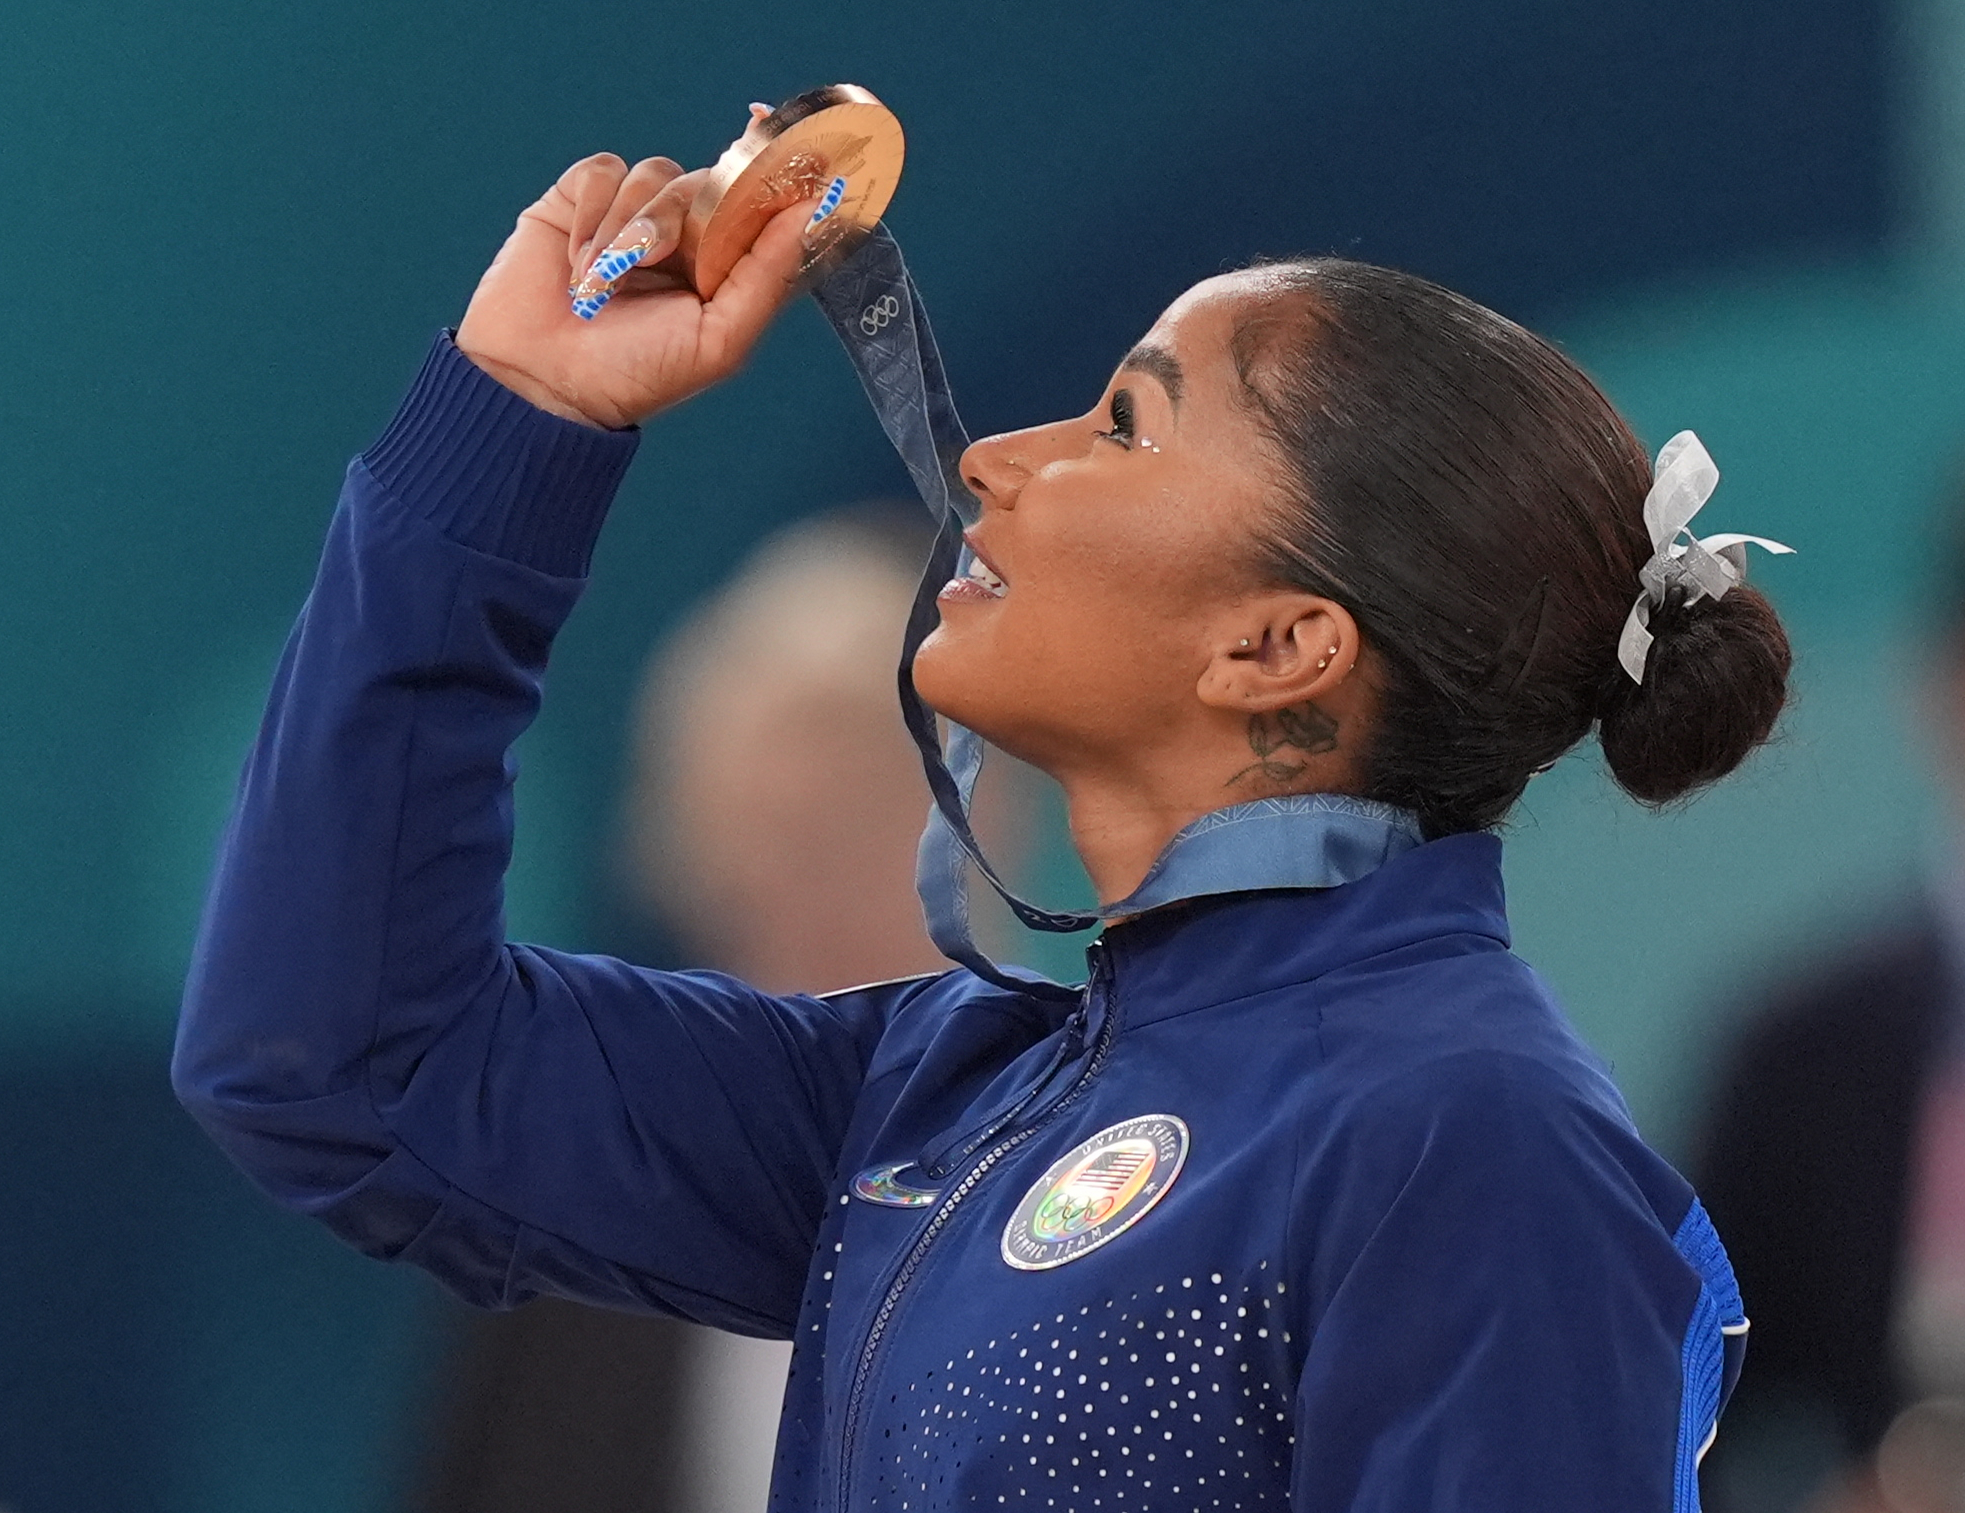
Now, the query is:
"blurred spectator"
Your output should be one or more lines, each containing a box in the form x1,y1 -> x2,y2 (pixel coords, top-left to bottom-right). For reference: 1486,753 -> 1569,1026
1696,467 -> 1965,1513
622,506 -> 965,994
411,505 -> 1033,1513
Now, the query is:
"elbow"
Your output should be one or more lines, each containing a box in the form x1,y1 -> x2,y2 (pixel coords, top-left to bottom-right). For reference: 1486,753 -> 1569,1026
170,985 -> 313,1127
168,1027 -> 209,1122
170,978 -> 236,1129
174,930 -> 374,1127
171,986 -> 397,1206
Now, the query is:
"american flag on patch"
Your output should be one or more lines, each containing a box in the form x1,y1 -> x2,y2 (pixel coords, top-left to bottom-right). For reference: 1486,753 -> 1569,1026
1075,1150 -> 1151,1191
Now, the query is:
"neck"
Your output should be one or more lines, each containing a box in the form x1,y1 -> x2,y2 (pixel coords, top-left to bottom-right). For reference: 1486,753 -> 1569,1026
1036,700 -> 1370,906
1058,760 -> 1353,906
1060,775 -> 1200,907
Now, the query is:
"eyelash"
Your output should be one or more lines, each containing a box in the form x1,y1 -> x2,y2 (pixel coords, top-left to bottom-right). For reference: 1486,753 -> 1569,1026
1094,389 -> 1136,450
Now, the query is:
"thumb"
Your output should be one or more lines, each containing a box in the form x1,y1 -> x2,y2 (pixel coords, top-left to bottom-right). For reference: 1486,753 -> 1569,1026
696,200 -> 818,370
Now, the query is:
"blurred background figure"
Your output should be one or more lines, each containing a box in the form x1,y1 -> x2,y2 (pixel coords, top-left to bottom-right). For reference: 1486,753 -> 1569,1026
1696,465 -> 1965,1513
621,505 -> 971,997
412,506 -> 1033,1513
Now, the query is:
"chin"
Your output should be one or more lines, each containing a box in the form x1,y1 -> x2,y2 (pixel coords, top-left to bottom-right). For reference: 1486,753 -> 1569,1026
912,631 -> 1063,772
912,629 -> 988,727
912,629 -> 1015,740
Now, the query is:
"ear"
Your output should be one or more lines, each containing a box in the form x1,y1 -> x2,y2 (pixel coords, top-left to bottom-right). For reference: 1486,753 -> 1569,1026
1195,593 -> 1360,713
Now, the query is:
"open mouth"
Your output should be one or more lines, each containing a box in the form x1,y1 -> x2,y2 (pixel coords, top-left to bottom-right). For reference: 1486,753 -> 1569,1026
964,555 -> 1007,596
938,543 -> 1009,604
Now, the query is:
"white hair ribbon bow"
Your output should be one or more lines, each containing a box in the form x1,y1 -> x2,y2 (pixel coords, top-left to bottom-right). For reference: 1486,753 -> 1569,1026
1615,431 -> 1794,684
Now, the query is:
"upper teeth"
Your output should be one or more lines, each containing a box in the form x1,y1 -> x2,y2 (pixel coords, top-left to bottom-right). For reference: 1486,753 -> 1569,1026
967,558 -> 1007,596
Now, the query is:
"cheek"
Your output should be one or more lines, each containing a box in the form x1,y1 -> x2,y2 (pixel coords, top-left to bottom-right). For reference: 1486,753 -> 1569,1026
1032,485 -> 1245,633
914,480 -> 1256,742
1003,500 -> 1241,702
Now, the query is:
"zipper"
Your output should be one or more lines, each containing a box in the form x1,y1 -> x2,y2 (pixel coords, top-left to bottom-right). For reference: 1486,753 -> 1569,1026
916,1005 -> 1087,1181
836,942 -> 1118,1513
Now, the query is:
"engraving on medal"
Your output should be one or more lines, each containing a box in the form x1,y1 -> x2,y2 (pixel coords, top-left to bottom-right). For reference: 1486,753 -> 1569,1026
759,150 -> 826,201
757,136 -> 871,205
677,85 -> 905,299
1002,1115 -> 1190,1272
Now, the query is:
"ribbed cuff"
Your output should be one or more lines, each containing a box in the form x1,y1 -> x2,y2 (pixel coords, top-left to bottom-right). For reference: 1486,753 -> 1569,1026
360,332 -> 641,577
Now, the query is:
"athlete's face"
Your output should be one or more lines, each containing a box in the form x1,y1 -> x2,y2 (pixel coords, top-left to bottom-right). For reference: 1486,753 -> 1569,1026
912,273 -> 1292,781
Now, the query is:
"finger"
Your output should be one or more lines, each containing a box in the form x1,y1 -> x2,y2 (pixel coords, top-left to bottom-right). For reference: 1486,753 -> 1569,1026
564,153 -> 630,283
739,101 -> 777,148
520,152 -> 625,240
582,156 -> 685,276
694,197 -> 816,375
570,167 -> 707,316
488,155 -> 633,309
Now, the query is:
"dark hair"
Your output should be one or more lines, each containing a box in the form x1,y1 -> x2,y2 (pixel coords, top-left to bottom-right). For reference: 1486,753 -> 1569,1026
1231,258 -> 1791,837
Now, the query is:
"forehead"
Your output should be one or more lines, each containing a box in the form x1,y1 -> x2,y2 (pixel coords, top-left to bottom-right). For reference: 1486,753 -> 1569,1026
1127,274 -> 1303,518
1136,270 -> 1304,397
1151,268 -> 1297,330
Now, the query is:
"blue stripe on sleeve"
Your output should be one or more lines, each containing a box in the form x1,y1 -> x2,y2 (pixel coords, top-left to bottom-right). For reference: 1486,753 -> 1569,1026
1671,1197 -> 1749,1512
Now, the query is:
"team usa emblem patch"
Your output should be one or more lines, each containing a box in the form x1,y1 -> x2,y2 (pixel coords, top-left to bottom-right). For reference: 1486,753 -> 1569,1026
1002,1114 -> 1190,1271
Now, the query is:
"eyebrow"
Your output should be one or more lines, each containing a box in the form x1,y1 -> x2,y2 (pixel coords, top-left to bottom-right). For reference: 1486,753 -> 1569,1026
1119,343 -> 1184,407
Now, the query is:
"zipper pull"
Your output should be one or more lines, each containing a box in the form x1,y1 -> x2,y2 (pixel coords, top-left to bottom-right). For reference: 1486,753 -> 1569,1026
916,1000 -> 1092,1181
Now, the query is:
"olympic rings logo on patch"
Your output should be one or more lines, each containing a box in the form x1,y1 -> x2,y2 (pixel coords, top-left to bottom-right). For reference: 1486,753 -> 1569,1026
860,293 -> 902,335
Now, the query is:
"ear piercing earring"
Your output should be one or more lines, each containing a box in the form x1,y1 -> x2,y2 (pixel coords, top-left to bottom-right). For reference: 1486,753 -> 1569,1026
1241,639 -> 1338,665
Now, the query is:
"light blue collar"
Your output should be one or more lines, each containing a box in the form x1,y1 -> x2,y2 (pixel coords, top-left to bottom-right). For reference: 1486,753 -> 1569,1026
1106,794 -> 1423,917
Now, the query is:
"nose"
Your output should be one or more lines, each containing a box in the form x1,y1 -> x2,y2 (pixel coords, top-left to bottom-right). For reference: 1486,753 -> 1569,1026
958,429 -> 1034,517
960,418 -> 1077,515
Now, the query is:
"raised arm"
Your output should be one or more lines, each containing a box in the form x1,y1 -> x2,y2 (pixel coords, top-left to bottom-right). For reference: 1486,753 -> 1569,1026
173,151 -> 903,1336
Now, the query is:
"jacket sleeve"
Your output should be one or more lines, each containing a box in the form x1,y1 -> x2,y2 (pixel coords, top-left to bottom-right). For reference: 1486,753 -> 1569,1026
172,333 -> 906,1337
1287,1051 -> 1744,1512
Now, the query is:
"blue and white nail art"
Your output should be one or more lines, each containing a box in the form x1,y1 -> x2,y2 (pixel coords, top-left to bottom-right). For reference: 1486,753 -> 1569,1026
569,236 -> 654,319
587,243 -> 648,284
807,176 -> 848,230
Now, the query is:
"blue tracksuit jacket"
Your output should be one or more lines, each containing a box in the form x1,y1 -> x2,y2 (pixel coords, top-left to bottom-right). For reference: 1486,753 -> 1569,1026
174,335 -> 1745,1512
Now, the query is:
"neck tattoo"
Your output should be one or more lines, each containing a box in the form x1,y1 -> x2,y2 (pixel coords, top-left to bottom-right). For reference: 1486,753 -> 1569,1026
1228,704 -> 1339,788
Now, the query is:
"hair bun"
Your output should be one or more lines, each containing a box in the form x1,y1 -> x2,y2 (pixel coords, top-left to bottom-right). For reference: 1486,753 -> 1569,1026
1595,585 -> 1792,804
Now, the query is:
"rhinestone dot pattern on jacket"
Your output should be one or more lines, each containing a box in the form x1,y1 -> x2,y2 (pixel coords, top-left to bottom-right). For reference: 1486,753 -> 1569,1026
844,1269 -> 1298,1511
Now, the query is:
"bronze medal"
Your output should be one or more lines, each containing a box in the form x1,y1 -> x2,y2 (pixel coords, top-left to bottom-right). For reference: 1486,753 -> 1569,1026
676,83 -> 906,298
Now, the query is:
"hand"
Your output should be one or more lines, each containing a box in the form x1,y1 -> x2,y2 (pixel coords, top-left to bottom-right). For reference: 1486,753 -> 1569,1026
456,123 -> 811,431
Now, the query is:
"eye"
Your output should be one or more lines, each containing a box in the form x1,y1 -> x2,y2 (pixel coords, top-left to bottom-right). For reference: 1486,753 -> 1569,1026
1094,388 -> 1136,450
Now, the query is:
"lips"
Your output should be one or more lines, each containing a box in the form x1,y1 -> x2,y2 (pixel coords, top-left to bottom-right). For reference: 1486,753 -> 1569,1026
939,537 -> 1008,604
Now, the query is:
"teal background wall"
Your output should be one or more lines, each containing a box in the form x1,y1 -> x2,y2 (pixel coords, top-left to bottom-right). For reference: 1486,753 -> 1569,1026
0,0 -> 1955,1508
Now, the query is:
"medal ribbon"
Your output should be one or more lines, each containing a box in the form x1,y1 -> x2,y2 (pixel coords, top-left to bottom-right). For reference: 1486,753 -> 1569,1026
811,228 -> 1422,996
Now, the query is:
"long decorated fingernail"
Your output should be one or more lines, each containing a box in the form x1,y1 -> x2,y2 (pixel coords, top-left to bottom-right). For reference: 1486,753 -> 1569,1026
805,176 -> 847,237
571,288 -> 613,321
569,217 -> 667,313
573,231 -> 650,295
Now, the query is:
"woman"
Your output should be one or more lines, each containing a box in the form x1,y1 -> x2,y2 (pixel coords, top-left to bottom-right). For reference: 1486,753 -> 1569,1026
175,145 -> 1789,1511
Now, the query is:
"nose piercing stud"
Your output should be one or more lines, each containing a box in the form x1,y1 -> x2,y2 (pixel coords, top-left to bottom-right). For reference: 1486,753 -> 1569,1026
1238,639 -> 1251,649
